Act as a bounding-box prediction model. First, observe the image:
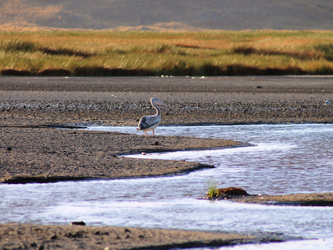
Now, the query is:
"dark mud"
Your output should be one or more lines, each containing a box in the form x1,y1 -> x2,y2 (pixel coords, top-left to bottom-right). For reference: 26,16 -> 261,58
205,189 -> 333,207
0,223 -> 267,250
230,192 -> 333,206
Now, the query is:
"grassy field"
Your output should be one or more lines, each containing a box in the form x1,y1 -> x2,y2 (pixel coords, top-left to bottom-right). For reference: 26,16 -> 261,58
0,30 -> 333,76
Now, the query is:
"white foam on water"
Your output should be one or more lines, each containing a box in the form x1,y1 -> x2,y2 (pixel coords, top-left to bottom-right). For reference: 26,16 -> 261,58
125,142 -> 295,161
35,197 -> 333,240
216,238 -> 333,250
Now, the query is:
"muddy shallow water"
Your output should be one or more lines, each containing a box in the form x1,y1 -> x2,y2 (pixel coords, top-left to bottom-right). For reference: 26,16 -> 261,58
1,123 -> 333,249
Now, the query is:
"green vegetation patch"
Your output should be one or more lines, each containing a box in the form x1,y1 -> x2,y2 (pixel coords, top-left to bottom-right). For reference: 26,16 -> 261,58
0,39 -> 93,57
314,43 -> 333,61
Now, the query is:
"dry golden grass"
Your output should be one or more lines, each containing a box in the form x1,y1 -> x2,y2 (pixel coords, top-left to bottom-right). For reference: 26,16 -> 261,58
0,30 -> 332,76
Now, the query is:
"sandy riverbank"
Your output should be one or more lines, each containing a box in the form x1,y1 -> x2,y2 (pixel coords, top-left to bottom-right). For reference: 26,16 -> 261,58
2,223 -> 291,250
0,126 -> 244,184
1,76 -> 333,249
1,76 -> 333,127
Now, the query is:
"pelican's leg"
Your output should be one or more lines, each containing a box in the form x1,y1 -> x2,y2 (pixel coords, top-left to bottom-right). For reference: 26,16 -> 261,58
144,131 -> 147,136
153,130 -> 155,137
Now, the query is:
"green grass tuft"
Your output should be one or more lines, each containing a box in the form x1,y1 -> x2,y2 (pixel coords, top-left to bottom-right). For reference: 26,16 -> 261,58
207,179 -> 219,198
314,43 -> 333,61
0,39 -> 37,52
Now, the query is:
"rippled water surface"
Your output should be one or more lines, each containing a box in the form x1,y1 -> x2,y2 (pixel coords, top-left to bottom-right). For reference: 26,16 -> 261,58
1,124 -> 333,250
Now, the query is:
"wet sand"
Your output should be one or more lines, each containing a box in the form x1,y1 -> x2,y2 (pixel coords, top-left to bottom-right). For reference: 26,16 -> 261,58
0,224 -> 261,250
1,76 -> 333,249
0,126 -> 243,184
231,192 -> 333,206
205,189 -> 333,206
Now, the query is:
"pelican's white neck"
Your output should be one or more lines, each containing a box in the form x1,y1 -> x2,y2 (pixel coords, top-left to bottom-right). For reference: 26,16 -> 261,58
151,100 -> 161,116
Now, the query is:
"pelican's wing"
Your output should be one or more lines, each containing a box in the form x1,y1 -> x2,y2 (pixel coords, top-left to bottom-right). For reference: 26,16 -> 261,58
138,115 -> 160,130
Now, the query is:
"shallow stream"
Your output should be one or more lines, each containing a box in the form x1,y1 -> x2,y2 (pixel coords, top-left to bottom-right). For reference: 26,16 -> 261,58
1,123 -> 333,249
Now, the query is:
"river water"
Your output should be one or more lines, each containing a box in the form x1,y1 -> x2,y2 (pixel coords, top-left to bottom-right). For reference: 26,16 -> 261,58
1,123 -> 333,249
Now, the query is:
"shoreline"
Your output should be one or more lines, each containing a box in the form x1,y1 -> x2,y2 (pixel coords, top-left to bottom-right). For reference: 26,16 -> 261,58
1,76 -> 333,249
0,126 -> 246,184
1,223 -> 293,250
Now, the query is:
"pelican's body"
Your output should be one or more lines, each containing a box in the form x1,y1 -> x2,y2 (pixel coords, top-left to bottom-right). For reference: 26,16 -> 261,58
137,97 -> 169,136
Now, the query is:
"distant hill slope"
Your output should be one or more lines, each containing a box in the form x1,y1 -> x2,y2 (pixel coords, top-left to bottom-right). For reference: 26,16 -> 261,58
0,0 -> 332,30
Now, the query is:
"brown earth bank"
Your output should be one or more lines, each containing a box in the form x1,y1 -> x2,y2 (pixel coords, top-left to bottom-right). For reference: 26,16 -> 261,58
205,188 -> 333,206
231,192 -> 333,206
1,76 -> 333,127
0,126 -> 243,184
0,66 -> 325,77
2,223 -> 294,250
1,76 -> 333,249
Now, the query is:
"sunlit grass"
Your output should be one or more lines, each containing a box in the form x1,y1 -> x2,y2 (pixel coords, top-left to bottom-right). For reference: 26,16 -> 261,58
0,30 -> 333,76
207,179 -> 220,199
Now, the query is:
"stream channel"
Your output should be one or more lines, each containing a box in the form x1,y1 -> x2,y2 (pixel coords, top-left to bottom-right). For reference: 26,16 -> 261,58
1,123 -> 333,249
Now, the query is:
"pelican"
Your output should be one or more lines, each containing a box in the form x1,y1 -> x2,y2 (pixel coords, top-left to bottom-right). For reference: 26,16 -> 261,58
137,97 -> 170,136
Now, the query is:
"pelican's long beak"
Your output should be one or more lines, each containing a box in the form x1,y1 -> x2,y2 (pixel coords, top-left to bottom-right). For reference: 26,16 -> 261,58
156,100 -> 171,108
